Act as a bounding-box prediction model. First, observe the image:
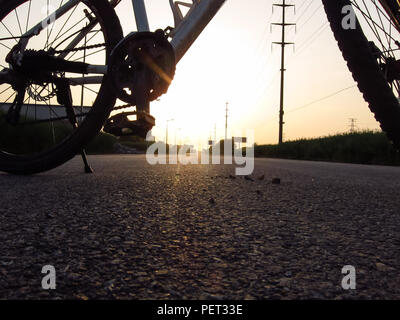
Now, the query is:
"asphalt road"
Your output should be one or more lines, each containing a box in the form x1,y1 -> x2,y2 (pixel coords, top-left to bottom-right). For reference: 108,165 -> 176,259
0,155 -> 399,299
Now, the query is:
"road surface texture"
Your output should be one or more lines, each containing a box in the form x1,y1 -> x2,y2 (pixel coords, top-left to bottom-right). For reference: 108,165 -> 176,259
0,155 -> 399,299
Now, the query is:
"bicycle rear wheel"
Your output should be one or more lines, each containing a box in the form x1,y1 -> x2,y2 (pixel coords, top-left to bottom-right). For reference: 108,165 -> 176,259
0,0 -> 123,174
322,0 -> 400,148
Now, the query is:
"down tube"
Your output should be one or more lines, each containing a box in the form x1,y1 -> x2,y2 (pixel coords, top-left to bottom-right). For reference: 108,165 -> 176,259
170,0 -> 227,63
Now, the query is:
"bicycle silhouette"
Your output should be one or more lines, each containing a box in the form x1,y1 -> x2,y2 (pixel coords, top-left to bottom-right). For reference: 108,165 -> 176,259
0,0 -> 398,174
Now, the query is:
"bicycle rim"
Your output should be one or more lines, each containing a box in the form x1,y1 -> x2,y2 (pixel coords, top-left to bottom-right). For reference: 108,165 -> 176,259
0,0 -> 122,174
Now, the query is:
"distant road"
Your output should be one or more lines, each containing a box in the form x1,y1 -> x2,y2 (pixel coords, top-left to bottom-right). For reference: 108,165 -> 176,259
0,155 -> 399,299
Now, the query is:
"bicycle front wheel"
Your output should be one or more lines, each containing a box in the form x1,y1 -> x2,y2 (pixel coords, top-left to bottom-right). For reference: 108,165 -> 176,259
322,0 -> 400,148
0,0 -> 123,174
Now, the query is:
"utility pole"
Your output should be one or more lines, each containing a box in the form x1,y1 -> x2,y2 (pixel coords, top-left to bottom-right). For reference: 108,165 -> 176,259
177,128 -> 182,146
166,118 -> 174,146
349,118 -> 357,133
272,0 -> 295,145
225,102 -> 229,141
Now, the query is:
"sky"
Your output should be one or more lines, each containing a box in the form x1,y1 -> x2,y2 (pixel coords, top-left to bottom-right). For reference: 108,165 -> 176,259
114,0 -> 381,145
0,0 -> 383,146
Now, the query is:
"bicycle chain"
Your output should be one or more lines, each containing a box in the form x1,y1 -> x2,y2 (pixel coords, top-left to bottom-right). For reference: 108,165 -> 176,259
51,43 -> 136,112
50,42 -> 106,55
113,104 -> 138,111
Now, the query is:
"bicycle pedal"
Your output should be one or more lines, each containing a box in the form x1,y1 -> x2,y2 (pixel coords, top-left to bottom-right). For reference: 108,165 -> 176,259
104,111 -> 155,138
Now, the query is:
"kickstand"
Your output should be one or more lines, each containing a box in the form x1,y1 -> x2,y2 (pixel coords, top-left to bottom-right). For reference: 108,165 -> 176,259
81,149 -> 93,173
56,79 -> 94,174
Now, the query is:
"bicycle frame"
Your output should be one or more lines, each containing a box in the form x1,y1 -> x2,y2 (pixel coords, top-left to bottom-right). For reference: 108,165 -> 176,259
17,0 -> 227,86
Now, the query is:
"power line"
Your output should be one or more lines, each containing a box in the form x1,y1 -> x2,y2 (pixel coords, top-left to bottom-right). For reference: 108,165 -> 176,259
244,5 -> 279,95
296,0 -> 308,13
253,68 -> 281,104
287,2 -> 324,48
295,0 -> 313,24
254,7 -> 274,58
293,21 -> 330,56
296,3 -> 323,31
286,85 -> 357,114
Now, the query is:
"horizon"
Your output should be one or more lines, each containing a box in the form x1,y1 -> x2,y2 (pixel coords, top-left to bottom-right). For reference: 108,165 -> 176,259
0,0 -> 385,146
112,0 -> 381,145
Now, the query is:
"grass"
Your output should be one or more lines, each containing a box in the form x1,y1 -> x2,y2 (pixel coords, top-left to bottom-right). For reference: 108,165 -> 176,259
3,109 -> 398,165
0,110 -> 154,154
86,133 -> 154,154
0,112 -> 71,154
254,131 -> 400,166
115,135 -> 154,152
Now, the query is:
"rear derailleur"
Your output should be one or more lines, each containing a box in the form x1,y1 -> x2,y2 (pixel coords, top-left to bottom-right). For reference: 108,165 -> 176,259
2,47 -> 94,173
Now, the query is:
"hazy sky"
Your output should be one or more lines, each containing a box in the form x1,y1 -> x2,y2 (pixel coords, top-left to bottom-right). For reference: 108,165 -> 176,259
117,0 -> 382,145
0,0 -> 382,146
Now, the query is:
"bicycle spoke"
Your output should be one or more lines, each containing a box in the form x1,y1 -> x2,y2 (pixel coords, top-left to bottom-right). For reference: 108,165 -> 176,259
25,0 -> 32,33
362,0 -> 384,46
71,82 -> 99,96
0,91 -> 17,107
372,0 -> 391,50
47,15 -> 88,50
0,0 -> 116,160
45,0 -> 69,50
0,21 -> 19,43
349,0 -> 400,97
72,47 -> 105,62
48,3 -> 79,50
66,28 -> 102,60
14,9 -> 23,36
0,42 -> 11,50
352,1 -> 398,49
352,2 -> 384,46
50,29 -> 100,54
0,85 -> 12,96
45,3 -> 58,49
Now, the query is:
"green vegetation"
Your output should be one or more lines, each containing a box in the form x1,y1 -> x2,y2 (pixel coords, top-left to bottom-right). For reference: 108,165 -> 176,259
116,135 -> 154,152
0,112 -> 72,154
86,134 -> 155,154
0,110 -> 119,155
254,131 -> 400,166
3,109 -> 398,165
85,131 -> 119,154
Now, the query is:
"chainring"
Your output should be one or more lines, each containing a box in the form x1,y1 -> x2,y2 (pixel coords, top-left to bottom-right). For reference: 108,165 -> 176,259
108,30 -> 176,105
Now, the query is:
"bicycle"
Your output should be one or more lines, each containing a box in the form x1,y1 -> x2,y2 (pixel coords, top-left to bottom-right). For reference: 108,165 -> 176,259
0,0 -> 399,174
322,0 -> 400,152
